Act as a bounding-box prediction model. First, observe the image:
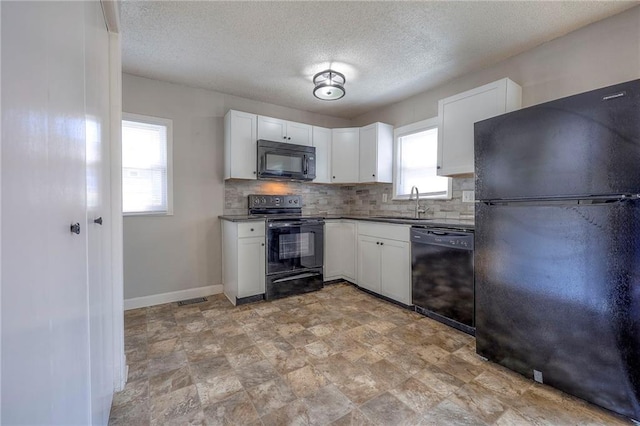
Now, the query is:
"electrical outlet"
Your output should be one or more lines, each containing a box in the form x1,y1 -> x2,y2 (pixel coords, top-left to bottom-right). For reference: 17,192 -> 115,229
462,190 -> 475,203
382,193 -> 388,203
533,370 -> 544,383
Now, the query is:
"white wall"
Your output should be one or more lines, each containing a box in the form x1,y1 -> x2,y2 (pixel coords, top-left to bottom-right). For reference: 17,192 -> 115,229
353,6 -> 640,127
122,75 -> 350,303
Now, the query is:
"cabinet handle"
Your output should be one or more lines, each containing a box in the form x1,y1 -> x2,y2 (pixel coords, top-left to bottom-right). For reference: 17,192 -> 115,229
261,243 -> 265,246
250,228 -> 254,232
372,174 -> 375,177
332,176 -> 336,179
437,166 -> 441,169
380,242 -> 384,245
94,217 -> 103,225
288,137 -> 291,140
283,136 -> 287,139
70,223 -> 81,235
376,241 -> 380,245
253,171 -> 257,175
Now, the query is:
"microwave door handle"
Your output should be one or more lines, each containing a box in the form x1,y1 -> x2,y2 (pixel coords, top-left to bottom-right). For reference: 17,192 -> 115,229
303,155 -> 308,175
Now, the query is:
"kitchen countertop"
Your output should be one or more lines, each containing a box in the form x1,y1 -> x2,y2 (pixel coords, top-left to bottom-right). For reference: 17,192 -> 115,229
219,214 -> 474,230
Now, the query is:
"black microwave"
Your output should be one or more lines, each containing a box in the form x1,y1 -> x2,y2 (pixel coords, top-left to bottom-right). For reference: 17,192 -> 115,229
257,140 -> 316,181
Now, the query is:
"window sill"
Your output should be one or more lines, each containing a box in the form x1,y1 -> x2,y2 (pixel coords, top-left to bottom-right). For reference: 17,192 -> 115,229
123,211 -> 174,217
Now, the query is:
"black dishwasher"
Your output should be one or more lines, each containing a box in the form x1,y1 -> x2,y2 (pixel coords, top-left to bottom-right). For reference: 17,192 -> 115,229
411,227 -> 475,335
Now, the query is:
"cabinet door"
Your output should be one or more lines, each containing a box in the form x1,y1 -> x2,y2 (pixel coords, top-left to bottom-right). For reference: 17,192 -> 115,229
380,239 -> 411,305
257,115 -> 286,142
237,237 -> 265,298
286,121 -> 313,146
357,236 -> 381,293
225,110 -> 257,179
331,128 -> 359,183
324,222 -> 342,279
359,124 -> 377,183
342,221 -> 357,281
313,126 -> 332,183
437,79 -> 521,176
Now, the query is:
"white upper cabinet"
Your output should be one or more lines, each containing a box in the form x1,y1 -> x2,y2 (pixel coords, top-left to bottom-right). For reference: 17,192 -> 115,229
359,122 -> 393,183
286,121 -> 313,146
257,115 -> 312,146
312,126 -> 332,183
225,110 -> 391,183
437,78 -> 522,176
225,109 -> 257,180
331,128 -> 360,183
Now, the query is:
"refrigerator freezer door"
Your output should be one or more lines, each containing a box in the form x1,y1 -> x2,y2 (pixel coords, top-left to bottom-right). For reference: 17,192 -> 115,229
475,79 -> 640,201
475,200 -> 640,420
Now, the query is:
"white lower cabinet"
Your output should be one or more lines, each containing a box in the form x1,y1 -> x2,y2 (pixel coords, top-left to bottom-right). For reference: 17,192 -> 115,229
237,237 -> 266,298
356,236 -> 382,293
324,220 -> 356,282
356,222 -> 411,305
379,238 -> 411,305
222,220 -> 266,304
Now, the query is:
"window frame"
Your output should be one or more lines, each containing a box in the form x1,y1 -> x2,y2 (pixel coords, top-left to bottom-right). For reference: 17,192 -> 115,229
121,112 -> 174,216
392,117 -> 452,201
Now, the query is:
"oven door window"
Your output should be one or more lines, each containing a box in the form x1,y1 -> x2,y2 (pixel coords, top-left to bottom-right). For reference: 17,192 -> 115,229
268,225 -> 323,274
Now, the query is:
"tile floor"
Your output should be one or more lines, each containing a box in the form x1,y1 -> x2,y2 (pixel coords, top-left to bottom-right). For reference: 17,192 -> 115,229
110,282 -> 634,425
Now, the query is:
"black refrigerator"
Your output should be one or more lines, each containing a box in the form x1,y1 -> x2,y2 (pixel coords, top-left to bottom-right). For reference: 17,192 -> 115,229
474,79 -> 640,421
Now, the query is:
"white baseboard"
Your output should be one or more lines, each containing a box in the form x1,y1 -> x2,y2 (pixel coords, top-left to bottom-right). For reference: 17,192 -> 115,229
124,284 -> 223,310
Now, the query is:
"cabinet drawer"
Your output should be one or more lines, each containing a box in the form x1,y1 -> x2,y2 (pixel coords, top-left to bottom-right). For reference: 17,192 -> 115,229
357,222 -> 410,242
238,221 -> 265,238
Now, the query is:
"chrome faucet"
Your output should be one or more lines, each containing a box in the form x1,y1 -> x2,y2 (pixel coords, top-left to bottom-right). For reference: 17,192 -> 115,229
410,186 -> 427,218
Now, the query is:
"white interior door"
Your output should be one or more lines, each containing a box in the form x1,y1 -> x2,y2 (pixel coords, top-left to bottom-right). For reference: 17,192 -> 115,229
1,2 -> 92,423
2,2 -> 118,424
85,2 -> 114,424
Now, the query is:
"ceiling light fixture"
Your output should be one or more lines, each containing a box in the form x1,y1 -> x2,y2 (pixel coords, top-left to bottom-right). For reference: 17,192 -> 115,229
313,70 -> 346,101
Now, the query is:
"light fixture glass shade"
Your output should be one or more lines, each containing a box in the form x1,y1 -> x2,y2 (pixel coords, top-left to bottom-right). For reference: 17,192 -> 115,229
313,70 -> 346,100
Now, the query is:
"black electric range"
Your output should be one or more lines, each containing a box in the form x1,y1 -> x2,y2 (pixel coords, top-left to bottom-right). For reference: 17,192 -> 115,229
248,195 -> 325,300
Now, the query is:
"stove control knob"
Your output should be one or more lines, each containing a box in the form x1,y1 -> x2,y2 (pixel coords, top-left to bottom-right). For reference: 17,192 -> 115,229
294,200 -> 298,204
289,200 -> 292,204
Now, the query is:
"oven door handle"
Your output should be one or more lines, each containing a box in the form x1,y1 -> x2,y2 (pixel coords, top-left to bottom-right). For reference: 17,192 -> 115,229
269,221 -> 324,228
271,271 -> 322,284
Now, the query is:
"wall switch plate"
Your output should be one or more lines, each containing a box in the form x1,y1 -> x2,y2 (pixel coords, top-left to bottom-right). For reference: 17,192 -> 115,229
382,193 -> 388,203
462,190 -> 475,203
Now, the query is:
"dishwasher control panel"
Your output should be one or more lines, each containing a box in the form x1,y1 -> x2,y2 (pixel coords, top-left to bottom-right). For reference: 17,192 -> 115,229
410,228 -> 474,250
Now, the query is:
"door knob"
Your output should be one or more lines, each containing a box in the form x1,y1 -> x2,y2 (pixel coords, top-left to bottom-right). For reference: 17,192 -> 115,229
70,223 -> 81,234
94,217 -> 103,225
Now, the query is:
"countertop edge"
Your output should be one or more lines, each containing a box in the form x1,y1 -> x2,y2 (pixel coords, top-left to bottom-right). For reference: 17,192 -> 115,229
219,215 -> 474,230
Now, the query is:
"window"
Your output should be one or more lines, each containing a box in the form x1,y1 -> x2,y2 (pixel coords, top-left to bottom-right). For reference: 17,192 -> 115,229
393,117 -> 451,200
122,113 -> 173,215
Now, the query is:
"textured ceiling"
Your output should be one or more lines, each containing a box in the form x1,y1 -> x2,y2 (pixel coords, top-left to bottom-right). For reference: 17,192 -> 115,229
121,1 -> 638,119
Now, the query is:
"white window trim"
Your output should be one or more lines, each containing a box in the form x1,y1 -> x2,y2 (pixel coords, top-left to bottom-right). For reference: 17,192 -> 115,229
392,117 -> 452,201
122,112 -> 174,216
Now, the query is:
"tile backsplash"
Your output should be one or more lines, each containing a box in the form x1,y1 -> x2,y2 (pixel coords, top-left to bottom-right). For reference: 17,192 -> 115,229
224,178 -> 474,219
